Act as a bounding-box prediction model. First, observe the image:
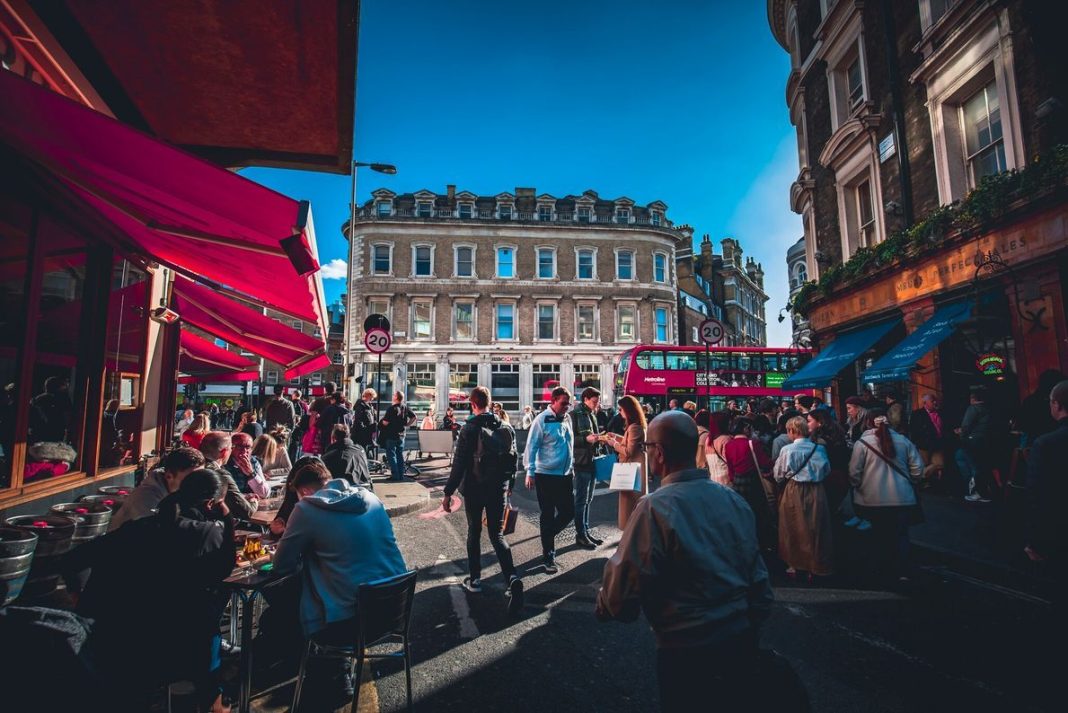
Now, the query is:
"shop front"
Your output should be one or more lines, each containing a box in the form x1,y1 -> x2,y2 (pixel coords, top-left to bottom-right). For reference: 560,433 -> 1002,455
801,199 -> 1068,416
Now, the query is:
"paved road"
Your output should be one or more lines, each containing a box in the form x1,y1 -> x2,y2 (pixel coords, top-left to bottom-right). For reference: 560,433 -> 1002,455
364,481 -> 1058,712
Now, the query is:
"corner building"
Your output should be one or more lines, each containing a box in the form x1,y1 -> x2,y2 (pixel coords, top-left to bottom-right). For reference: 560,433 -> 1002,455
344,187 -> 685,417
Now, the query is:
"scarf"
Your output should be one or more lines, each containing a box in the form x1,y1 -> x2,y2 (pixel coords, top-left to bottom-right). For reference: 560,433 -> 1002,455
926,407 -> 942,437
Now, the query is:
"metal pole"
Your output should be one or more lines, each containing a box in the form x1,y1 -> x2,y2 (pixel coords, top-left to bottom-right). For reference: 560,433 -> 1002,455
705,343 -> 711,412
375,352 -> 383,427
347,163 -> 358,402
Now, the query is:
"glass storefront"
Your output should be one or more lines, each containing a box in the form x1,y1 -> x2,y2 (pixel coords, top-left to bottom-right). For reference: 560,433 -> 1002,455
574,363 -> 601,394
448,363 -> 478,414
533,363 -> 560,412
363,360 -> 393,404
491,363 -> 520,414
406,362 -> 436,416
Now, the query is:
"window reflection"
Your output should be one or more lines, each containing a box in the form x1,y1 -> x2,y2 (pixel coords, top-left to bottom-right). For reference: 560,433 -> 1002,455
99,259 -> 148,469
0,224 -> 29,489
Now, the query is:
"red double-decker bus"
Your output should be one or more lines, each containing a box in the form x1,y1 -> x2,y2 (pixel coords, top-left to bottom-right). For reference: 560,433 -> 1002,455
614,345 -> 816,413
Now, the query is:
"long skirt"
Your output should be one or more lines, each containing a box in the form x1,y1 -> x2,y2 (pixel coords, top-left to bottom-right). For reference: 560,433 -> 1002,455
778,480 -> 834,575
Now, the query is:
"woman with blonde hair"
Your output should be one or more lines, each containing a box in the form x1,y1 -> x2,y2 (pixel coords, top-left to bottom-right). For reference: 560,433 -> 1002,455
773,416 -> 833,579
601,394 -> 647,529
181,412 -> 211,450
254,432 -> 292,475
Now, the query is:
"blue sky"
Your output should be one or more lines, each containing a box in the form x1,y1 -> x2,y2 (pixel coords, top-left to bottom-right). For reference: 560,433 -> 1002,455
243,0 -> 801,345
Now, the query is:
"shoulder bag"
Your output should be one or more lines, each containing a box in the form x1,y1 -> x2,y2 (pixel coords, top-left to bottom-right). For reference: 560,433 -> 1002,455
783,444 -> 818,481
858,438 -> 924,524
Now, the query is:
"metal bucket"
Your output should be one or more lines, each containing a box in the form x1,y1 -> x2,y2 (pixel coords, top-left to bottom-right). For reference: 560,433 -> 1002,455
50,503 -> 112,545
96,485 -> 133,511
0,526 -> 38,606
4,515 -> 78,600
78,494 -> 122,511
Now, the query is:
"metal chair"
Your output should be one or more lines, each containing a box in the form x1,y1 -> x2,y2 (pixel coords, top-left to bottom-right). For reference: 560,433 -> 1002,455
291,570 -> 418,712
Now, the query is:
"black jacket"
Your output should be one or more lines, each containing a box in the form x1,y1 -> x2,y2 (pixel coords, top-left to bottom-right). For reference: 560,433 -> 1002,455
379,403 -> 415,440
571,403 -> 600,470
908,408 -> 945,451
1027,418 -> 1068,558
352,399 -> 377,446
322,437 -> 373,489
318,402 -> 353,451
264,396 -> 297,431
444,412 -> 513,497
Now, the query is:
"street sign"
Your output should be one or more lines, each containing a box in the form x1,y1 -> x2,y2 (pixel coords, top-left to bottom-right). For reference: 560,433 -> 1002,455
363,313 -> 390,333
364,327 -> 391,354
699,318 -> 725,345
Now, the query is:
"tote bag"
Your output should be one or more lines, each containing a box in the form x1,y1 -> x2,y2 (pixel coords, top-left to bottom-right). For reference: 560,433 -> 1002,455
609,461 -> 642,492
593,451 -> 618,482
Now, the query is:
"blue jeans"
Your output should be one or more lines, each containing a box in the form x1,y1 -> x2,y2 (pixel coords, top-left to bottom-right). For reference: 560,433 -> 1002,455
383,437 -> 404,480
573,469 -> 596,536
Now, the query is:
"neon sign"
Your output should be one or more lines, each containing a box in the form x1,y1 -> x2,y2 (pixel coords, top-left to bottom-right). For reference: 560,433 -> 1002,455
975,353 -> 1006,376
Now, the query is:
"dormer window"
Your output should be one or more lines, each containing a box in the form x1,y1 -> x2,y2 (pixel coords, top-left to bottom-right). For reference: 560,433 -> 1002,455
615,209 -> 630,224
376,201 -> 391,217
498,204 -> 513,220
416,201 -> 432,218
458,203 -> 473,219
538,204 -> 553,221
577,206 -> 591,223
651,212 -> 662,226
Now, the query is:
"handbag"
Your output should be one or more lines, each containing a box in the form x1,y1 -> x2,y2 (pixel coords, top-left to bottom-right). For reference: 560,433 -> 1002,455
608,461 -> 642,492
593,450 -> 617,483
859,438 -> 924,524
482,495 -> 519,535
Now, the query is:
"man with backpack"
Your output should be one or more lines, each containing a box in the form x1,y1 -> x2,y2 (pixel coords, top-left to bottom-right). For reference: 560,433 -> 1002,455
442,386 -> 524,613
352,388 -> 378,449
379,391 -> 416,481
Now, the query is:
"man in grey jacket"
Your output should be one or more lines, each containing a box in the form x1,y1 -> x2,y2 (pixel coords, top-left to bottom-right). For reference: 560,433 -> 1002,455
107,447 -> 205,531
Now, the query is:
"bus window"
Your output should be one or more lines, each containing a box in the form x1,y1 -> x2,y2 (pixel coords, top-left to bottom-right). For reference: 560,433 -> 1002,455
635,350 -> 665,370
707,353 -> 727,371
666,351 -> 696,370
783,353 -> 800,371
762,354 -> 781,372
617,350 -> 632,374
736,353 -> 751,371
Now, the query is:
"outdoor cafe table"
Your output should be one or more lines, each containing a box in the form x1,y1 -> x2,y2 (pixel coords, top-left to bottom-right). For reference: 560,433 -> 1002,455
222,562 -> 294,713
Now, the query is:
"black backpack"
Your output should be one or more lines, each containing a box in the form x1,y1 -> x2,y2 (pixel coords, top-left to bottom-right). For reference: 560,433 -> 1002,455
473,422 -> 518,484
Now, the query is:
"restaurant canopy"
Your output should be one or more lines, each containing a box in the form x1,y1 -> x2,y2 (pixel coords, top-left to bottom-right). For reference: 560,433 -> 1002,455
861,302 -> 973,384
27,0 -> 357,173
0,69 -> 330,339
173,276 -> 331,380
178,331 -> 260,384
782,319 -> 900,391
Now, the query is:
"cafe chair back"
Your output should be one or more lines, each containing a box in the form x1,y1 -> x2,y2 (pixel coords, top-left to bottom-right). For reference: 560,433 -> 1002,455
291,569 -> 418,711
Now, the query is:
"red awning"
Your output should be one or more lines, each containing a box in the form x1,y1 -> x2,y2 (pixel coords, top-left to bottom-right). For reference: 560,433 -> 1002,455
179,331 -> 259,383
173,276 -> 331,380
0,70 -> 329,337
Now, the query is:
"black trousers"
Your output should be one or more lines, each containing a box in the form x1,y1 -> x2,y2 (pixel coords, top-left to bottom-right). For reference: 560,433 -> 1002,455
534,474 -> 575,556
463,485 -> 516,581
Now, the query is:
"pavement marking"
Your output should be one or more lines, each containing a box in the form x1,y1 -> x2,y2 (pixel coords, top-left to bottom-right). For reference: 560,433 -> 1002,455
919,565 -> 1051,606
441,517 -> 481,639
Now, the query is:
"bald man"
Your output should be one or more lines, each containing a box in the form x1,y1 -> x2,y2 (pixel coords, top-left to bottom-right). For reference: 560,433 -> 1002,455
596,411 -> 776,712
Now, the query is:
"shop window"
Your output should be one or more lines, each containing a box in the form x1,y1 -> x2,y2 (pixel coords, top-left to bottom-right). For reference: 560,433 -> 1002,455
491,362 -> 520,413
99,258 -> 148,470
574,363 -> 600,392
532,363 -> 561,412
406,362 -> 436,416
364,362 -> 393,401
449,363 -> 478,413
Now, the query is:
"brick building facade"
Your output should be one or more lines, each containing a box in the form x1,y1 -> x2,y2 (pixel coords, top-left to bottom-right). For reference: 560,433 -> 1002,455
676,234 -> 769,347
344,187 -> 685,417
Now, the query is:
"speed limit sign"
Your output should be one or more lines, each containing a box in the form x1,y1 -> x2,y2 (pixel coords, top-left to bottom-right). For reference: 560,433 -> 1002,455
699,318 -> 725,345
364,327 -> 392,354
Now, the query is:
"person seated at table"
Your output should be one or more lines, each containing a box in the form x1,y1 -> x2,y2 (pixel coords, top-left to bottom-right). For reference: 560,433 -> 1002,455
201,431 -> 258,521
182,412 -> 212,450
268,455 -> 323,537
225,432 -> 269,498
272,460 -> 407,703
321,423 -> 373,490
63,468 -> 237,712
108,446 -> 206,531
257,428 -> 293,475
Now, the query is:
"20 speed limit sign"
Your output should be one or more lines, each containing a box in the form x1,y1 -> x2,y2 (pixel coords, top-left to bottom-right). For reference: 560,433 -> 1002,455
364,327 -> 392,354
699,318 -> 725,345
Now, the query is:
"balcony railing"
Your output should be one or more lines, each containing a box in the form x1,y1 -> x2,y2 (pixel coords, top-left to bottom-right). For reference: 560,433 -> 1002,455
355,204 -> 679,234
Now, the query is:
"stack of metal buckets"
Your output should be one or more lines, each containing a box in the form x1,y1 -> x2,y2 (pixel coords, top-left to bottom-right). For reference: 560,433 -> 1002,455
1,485 -> 127,605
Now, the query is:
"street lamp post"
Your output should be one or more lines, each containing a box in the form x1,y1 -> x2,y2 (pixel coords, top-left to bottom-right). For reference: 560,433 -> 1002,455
346,161 -> 397,401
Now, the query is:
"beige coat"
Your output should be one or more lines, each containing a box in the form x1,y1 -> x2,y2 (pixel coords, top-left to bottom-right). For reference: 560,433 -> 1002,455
610,422 -> 647,529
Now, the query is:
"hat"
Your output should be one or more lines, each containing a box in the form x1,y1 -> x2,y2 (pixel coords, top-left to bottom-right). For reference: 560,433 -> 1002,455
845,395 -> 866,406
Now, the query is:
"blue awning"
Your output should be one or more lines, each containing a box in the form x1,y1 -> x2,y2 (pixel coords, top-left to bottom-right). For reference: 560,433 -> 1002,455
782,319 -> 899,390
862,301 -> 973,384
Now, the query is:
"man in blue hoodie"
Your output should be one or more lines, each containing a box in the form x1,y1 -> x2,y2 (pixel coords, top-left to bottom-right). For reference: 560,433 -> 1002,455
273,460 -> 407,700
524,386 -> 575,573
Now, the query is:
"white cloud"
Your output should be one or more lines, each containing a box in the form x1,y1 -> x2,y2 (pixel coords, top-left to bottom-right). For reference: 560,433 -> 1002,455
319,258 -> 348,280
726,134 -> 802,348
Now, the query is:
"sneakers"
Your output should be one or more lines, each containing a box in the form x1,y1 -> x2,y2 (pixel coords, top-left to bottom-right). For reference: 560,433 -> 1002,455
506,576 -> 524,616
856,519 -> 872,532
844,516 -> 873,531
543,553 -> 559,574
575,533 -> 597,549
461,576 -> 482,593
964,493 -> 992,503
586,532 -> 604,546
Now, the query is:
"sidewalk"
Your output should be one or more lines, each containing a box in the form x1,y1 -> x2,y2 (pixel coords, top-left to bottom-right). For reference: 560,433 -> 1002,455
371,479 -> 433,517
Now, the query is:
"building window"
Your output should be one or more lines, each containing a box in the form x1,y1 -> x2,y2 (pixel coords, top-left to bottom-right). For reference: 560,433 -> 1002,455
856,179 -> 875,250
921,0 -> 956,31
538,204 -> 553,221
416,201 -> 432,218
576,249 -> 595,280
792,262 -> 808,289
371,244 -> 391,275
827,35 -> 868,129
498,203 -> 513,220
962,81 -> 1007,187
536,304 -> 556,341
651,211 -> 662,226
367,298 -> 390,331
654,307 -> 669,343
617,303 -> 636,341
491,363 -> 520,413
496,247 -> 514,278
536,247 -> 555,279
616,250 -> 634,280
615,208 -> 630,224
576,303 -> 597,341
266,370 -> 278,384
453,301 -> 475,340
413,245 -> 433,277
846,55 -> 865,111
458,203 -> 473,219
332,352 -> 343,365
653,252 -> 667,283
573,363 -> 600,392
577,206 -> 591,223
376,201 -> 391,217
496,303 -> 515,340
455,245 -> 474,277
406,362 -> 436,415
532,363 -> 561,412
411,300 -> 433,340
692,326 -> 699,343
449,363 -> 478,413
364,360 -> 393,400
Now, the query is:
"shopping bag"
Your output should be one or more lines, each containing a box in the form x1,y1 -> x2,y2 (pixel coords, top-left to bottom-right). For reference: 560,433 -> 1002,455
609,462 -> 641,492
482,497 -> 519,535
593,452 -> 617,482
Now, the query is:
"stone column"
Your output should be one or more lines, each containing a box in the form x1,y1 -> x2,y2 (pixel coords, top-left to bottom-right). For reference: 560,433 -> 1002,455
436,353 -> 450,416
560,353 -> 575,399
519,355 -> 533,410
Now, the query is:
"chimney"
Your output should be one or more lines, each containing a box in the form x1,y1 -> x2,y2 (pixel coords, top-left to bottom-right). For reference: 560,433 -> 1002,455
446,184 -> 456,202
